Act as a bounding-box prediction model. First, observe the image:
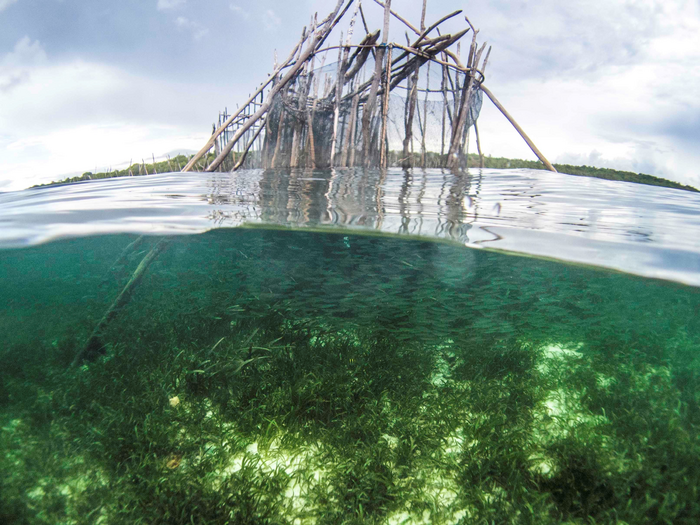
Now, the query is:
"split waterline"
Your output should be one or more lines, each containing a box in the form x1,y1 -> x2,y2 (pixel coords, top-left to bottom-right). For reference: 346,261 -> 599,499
1,168 -> 700,524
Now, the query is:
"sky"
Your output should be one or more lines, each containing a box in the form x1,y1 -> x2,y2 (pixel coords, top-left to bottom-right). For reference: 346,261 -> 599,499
0,0 -> 698,191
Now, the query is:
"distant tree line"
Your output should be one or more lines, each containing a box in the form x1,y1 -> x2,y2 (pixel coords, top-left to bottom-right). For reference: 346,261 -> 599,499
31,152 -> 698,193
477,155 -> 698,192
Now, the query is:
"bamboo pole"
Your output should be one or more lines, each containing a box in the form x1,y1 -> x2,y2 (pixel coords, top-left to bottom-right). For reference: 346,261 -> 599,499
474,120 -> 484,168
379,44 -> 393,169
290,64 -> 310,167
330,33 -> 346,167
182,26 -> 311,172
347,92 -> 361,167
307,56 -> 326,169
362,0 -> 391,167
330,6 -> 358,167
447,30 -> 482,168
345,31 -> 380,83
72,240 -> 169,366
372,0 -> 419,35
206,0 -> 346,172
402,62 -> 419,168
480,84 -> 557,172
271,107 -> 287,168
412,10 -> 463,47
358,3 -> 377,61
421,60 -> 430,168
234,118 -> 266,170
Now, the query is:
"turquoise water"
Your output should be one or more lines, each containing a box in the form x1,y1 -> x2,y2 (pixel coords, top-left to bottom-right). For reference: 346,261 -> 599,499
1,169 -> 700,524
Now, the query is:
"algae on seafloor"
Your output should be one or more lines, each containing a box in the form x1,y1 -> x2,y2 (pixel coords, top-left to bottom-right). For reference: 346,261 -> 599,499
1,228 -> 699,524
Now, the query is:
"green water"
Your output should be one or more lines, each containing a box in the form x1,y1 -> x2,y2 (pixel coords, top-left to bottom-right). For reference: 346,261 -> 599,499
1,228 -> 699,524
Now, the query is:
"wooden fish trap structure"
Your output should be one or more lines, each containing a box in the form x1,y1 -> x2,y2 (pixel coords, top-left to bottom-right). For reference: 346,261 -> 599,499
184,0 -> 556,174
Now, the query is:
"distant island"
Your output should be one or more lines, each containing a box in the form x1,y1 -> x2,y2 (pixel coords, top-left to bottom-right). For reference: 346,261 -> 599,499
30,153 -> 698,193
475,155 -> 698,193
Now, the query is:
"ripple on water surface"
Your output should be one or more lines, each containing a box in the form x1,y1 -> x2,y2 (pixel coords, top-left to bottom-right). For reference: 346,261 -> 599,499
2,168 -> 700,285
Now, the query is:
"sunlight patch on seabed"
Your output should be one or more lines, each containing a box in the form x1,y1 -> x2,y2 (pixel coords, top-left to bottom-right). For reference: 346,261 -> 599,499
0,338 -> 685,524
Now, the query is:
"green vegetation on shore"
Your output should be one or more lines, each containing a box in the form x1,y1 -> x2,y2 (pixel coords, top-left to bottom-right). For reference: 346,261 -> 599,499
477,155 -> 699,192
31,153 -> 698,193
30,153 -> 215,189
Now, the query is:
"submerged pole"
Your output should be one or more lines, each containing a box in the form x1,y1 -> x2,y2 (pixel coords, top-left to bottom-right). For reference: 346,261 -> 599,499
72,239 -> 169,366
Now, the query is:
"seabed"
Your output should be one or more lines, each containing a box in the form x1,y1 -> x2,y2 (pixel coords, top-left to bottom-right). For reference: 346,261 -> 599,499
1,229 -> 699,524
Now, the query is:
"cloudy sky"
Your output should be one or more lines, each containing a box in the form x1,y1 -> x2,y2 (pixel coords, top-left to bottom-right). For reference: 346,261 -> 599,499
0,0 -> 698,191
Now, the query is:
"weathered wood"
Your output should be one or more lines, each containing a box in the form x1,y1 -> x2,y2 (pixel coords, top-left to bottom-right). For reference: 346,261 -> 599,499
372,0 -> 419,35
330,4 -> 358,168
412,10 -> 463,47
346,92 -> 361,167
389,29 -> 470,90
480,84 -> 557,172
402,62 -> 419,168
307,55 -> 326,169
290,64 -> 311,167
234,118 -> 266,170
379,44 -> 393,169
474,120 -> 484,168
206,0 -> 346,172
362,0 -> 391,167
345,30 -> 380,83
72,240 -> 169,366
183,26 -> 311,172
421,61 -> 431,168
447,70 -> 473,168
271,107 -> 286,168
358,3 -> 377,62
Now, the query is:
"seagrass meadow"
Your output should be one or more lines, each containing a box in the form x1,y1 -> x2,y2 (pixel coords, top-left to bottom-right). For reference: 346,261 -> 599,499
1,228 -> 699,524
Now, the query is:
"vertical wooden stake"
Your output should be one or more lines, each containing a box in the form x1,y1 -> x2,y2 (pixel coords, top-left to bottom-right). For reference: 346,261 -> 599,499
402,63 -> 419,168
347,92 -> 361,167
271,106 -> 287,168
474,121 -> 484,168
379,44 -> 393,169
420,61 -> 431,169
363,0 -> 391,167
330,32 -> 345,167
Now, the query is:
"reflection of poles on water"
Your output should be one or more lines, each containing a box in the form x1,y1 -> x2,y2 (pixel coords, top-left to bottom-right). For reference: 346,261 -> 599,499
72,239 -> 169,366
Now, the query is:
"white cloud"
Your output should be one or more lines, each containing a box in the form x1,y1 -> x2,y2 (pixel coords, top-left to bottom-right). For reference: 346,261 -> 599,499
157,0 -> 186,11
1,36 -> 47,67
0,59 -> 235,190
229,3 -> 250,19
468,0 -> 700,188
1,36 -> 47,93
175,16 -> 209,40
262,9 -> 281,31
0,0 -> 18,12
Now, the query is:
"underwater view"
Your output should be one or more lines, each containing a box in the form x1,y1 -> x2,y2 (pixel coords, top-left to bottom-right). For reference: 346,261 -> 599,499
1,168 -> 700,524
